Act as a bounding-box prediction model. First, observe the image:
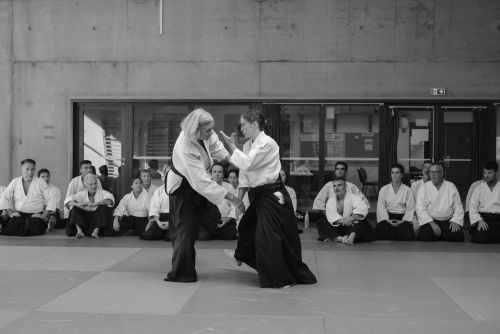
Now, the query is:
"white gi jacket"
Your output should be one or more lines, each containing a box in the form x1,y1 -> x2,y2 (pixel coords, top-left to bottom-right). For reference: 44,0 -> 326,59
142,184 -> 158,198
230,131 -> 281,188
313,181 -> 369,210
416,180 -> 464,226
64,189 -> 115,212
114,191 -> 151,218
166,131 -> 229,205
469,181 -> 500,224
149,185 -> 169,219
325,192 -> 368,225
0,177 -> 57,213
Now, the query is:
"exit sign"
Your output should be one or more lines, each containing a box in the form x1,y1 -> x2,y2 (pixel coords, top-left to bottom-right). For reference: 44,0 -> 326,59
431,88 -> 446,96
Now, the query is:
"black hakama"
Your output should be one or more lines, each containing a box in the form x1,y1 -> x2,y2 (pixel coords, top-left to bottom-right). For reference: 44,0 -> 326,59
140,213 -> 171,241
469,212 -> 500,244
1,212 -> 46,236
418,219 -> 465,242
197,204 -> 237,240
66,206 -> 115,237
234,180 -> 317,288
118,215 -> 148,236
165,173 -> 218,282
375,212 -> 415,241
316,214 -> 375,243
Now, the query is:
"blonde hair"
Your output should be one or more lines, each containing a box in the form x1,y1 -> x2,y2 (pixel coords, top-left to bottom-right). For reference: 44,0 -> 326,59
181,108 -> 214,139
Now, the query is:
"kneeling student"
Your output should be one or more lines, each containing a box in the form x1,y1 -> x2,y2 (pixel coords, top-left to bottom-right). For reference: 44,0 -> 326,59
113,177 -> 151,236
376,164 -> 415,241
469,161 -> 500,243
316,177 -> 375,245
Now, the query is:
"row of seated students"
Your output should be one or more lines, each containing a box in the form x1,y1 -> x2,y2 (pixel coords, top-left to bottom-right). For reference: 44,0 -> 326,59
2,158 -> 500,246
311,160 -> 500,245
0,159 -> 240,240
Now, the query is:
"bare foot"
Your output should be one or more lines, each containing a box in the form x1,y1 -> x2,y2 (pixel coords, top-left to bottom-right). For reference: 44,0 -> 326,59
342,233 -> 355,246
334,236 -> 344,243
91,228 -> 99,239
224,249 -> 242,266
75,231 -> 85,239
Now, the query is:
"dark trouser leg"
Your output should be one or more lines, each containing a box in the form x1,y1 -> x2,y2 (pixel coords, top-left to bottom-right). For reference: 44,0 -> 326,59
396,221 -> 415,241
68,207 -> 92,236
2,215 -> 28,236
347,219 -> 375,243
197,204 -> 221,240
470,223 -> 491,244
316,215 -> 342,241
166,194 -> 199,282
418,223 -> 439,241
213,220 -> 237,240
439,220 -> 464,242
119,216 -> 148,235
235,203 -> 258,269
470,213 -> 500,244
92,206 -> 117,237
23,217 -> 47,236
375,221 -> 396,240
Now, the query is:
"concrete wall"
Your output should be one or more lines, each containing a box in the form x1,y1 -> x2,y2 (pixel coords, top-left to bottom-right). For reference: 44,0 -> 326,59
1,0 -> 500,191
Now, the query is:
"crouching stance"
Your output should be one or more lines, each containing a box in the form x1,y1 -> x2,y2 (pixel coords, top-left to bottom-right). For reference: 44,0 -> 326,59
65,174 -> 115,238
316,177 -> 375,245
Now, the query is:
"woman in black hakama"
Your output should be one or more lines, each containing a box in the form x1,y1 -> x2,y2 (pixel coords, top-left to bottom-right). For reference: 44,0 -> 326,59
221,109 -> 316,288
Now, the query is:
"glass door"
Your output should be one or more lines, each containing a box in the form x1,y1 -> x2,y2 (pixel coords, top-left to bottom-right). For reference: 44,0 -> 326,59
392,106 -> 434,185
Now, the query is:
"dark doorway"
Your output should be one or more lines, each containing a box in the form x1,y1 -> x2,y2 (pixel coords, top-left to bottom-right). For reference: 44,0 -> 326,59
443,123 -> 473,199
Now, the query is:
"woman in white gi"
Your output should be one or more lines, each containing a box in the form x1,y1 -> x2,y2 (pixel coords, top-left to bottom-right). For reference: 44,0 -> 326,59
112,177 -> 151,236
164,108 -> 244,283
375,163 -> 416,240
220,109 -> 316,289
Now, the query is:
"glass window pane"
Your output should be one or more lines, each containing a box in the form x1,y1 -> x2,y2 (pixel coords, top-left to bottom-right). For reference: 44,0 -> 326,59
324,105 -> 380,211
279,105 -> 321,212
82,106 -> 122,197
396,109 -> 433,184
133,105 -> 190,186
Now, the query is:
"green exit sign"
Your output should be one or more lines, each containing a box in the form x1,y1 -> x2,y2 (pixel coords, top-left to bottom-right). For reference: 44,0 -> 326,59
431,88 -> 446,96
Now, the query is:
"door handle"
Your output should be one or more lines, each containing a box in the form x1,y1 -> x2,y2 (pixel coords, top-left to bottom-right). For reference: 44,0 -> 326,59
443,155 -> 450,168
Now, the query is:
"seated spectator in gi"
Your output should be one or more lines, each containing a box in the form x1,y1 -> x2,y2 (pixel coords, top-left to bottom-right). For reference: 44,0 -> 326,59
140,184 -> 170,241
0,159 -> 57,236
38,169 -> 62,231
98,165 -> 114,193
416,163 -> 464,242
411,161 -> 432,198
375,164 -> 415,240
316,177 -> 375,245
469,161 -> 500,243
313,162 -> 369,221
112,177 -> 151,236
64,174 -> 115,239
227,168 -> 249,216
65,160 -> 102,219
139,169 -> 158,197
148,159 -> 163,187
209,163 -> 237,240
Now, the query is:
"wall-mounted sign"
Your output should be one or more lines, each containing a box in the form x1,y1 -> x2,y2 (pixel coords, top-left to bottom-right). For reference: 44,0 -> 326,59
431,88 -> 446,96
